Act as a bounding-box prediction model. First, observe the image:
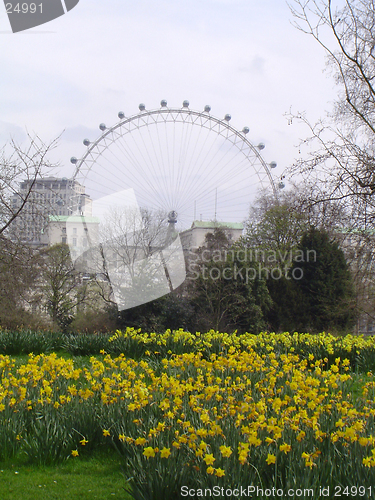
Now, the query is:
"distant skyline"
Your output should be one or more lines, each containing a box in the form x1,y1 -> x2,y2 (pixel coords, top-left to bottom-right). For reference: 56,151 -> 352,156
1,0 -> 338,193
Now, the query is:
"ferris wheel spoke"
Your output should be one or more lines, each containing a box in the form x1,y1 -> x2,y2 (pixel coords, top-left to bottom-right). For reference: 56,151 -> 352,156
114,124 -> 176,212
180,135 -> 239,207
95,137 -> 169,210
144,121 -> 169,203
175,115 -> 205,199
176,153 -> 262,220
116,127 -> 172,209
179,124 -> 224,203
96,141 -> 151,195
181,118 -> 219,202
135,123 -> 171,203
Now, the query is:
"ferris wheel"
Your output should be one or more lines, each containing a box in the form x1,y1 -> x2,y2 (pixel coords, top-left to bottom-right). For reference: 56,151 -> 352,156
70,100 -> 283,231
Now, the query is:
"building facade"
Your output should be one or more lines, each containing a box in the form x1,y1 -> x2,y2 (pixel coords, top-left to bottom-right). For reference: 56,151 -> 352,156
11,177 -> 93,247
41,215 -> 100,262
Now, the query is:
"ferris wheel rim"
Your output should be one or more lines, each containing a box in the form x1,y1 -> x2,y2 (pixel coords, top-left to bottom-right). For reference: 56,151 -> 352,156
71,104 -> 279,198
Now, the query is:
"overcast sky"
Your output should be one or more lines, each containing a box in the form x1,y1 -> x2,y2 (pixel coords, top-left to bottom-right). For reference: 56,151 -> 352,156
0,0 -> 338,191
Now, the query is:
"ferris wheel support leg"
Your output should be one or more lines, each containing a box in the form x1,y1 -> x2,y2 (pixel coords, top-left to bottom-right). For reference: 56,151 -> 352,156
159,251 -> 174,293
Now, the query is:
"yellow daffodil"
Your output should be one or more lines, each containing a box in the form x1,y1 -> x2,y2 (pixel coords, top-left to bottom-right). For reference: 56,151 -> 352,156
160,447 -> 171,458
215,468 -> 225,477
135,437 -> 147,446
279,443 -> 291,454
143,447 -> 155,458
203,453 -> 215,465
219,445 -> 232,457
266,454 -> 276,465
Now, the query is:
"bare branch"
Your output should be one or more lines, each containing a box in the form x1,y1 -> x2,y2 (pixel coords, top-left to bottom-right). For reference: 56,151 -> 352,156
0,133 -> 61,236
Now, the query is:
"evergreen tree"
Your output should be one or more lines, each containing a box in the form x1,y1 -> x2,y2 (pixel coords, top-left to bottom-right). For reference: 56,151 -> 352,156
188,228 -> 271,333
292,227 -> 357,332
264,275 -> 301,333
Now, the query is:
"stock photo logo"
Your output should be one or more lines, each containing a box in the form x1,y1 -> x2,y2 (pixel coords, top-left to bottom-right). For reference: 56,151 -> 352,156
68,189 -> 186,312
4,0 -> 79,33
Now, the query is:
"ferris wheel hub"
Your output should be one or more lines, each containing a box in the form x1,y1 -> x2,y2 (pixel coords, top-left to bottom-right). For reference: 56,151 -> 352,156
168,211 -> 178,224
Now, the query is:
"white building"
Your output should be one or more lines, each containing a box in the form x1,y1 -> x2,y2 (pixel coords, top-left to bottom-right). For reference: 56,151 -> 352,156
41,215 -> 100,261
180,220 -> 243,249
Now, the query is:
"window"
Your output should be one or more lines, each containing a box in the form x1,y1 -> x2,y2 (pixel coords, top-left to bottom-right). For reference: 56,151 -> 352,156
73,238 -> 77,247
62,237 -> 67,244
73,228 -> 77,235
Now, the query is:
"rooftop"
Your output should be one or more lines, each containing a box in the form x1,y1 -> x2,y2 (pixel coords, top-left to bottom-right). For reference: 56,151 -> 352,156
190,220 -> 243,230
49,215 -> 100,223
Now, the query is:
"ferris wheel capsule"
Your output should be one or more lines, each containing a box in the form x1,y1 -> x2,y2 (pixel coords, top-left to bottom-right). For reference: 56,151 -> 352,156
139,103 -> 146,111
257,142 -> 265,150
270,161 -> 277,169
204,105 -> 211,113
160,100 -> 168,107
70,157 -> 77,164
278,181 -> 285,189
224,114 -> 231,122
99,123 -> 106,131
242,127 -> 250,134
118,111 -> 125,119
182,100 -> 189,108
83,139 -> 90,146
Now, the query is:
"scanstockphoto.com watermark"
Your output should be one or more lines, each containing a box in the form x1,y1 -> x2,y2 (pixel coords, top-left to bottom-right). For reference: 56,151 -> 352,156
181,484 -> 371,497
187,247 -> 317,283
181,484 -> 320,497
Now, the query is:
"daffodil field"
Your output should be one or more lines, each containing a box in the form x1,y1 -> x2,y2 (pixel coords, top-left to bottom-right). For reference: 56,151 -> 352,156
1,329 -> 375,499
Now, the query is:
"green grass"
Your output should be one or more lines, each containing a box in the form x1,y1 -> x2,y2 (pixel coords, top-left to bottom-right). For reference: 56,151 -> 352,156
0,450 -> 132,500
346,372 -> 374,401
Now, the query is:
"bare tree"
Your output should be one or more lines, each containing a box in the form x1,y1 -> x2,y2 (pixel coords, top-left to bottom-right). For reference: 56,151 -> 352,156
287,0 -> 375,225
35,243 -> 96,330
0,236 -> 42,328
245,185 -> 350,250
0,134 -> 63,327
0,133 -> 59,237
286,1 -> 375,332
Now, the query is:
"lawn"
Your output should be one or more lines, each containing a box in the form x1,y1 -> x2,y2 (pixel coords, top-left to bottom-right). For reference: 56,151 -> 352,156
0,450 -> 131,500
